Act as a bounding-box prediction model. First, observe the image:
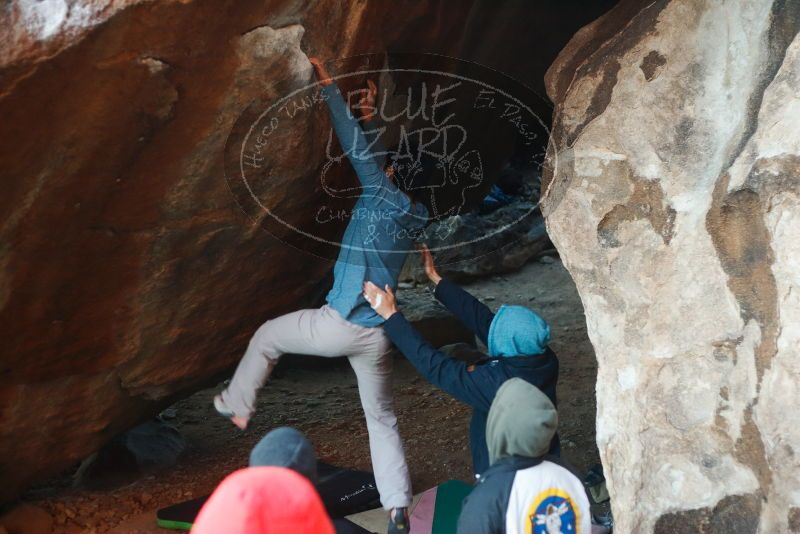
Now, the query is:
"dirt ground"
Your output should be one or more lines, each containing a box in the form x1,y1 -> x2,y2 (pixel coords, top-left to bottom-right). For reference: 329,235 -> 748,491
21,256 -> 599,533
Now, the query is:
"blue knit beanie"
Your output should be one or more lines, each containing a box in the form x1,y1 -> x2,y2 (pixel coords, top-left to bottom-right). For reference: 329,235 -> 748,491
249,427 -> 317,485
488,305 -> 551,357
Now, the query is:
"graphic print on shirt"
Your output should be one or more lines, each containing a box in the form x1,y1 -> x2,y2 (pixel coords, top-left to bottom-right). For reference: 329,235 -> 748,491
526,488 -> 580,534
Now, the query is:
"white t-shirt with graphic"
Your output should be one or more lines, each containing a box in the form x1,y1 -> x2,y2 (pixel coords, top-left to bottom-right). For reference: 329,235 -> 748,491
504,460 -> 592,534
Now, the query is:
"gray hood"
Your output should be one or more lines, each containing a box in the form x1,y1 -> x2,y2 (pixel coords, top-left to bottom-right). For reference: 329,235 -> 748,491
486,378 -> 558,465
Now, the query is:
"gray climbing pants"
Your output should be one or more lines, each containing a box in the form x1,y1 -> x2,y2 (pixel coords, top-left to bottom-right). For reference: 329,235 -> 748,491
220,304 -> 412,510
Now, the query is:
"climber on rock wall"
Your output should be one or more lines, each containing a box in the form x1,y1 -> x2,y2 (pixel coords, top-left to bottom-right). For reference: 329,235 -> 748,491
213,56 -> 430,534
362,245 -> 560,476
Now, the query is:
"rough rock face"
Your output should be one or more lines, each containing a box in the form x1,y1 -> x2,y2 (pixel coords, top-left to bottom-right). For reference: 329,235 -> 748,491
0,0 -> 476,503
543,0 -> 800,532
0,0 -> 619,502
400,201 -> 550,284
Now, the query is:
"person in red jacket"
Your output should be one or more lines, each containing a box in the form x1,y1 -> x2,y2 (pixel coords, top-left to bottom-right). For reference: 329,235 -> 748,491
191,466 -> 335,534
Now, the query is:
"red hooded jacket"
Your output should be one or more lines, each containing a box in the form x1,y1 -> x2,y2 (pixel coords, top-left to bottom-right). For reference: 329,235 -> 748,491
192,467 -> 335,534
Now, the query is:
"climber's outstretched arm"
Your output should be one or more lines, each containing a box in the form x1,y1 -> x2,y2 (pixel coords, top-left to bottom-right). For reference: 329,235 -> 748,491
309,57 -> 384,188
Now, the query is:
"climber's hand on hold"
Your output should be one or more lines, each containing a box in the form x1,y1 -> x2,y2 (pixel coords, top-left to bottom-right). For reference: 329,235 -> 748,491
363,281 -> 397,319
309,57 -> 333,86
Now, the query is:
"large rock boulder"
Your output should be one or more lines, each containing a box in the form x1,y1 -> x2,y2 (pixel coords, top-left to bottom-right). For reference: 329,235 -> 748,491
0,0 -> 476,506
0,0 -> 483,504
0,0 -> 618,503
543,0 -> 800,531
400,200 -> 550,284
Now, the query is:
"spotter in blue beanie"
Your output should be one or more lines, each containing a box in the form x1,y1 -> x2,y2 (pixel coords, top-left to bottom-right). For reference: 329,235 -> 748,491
487,305 -> 551,357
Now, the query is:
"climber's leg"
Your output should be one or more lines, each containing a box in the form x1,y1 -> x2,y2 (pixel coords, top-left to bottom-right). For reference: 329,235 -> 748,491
217,305 -> 360,427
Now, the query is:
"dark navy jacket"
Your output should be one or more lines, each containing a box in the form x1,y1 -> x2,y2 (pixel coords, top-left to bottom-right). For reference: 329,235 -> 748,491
382,279 -> 559,475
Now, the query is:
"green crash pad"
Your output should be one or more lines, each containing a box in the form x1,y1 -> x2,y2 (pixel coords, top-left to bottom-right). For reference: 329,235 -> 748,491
346,479 -> 473,534
430,480 -> 472,533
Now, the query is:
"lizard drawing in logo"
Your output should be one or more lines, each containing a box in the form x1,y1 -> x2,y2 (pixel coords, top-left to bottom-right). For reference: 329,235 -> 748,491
396,148 -> 484,220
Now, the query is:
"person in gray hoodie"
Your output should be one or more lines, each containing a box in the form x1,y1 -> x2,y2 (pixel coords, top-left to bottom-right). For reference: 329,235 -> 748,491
457,378 -> 591,534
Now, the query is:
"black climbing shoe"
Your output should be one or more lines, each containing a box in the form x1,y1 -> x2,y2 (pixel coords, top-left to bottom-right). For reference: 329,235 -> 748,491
388,507 -> 410,534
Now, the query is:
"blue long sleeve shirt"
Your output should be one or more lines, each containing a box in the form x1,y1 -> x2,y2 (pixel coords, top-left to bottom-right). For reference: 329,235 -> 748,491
321,83 -> 428,328
383,279 -> 560,474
